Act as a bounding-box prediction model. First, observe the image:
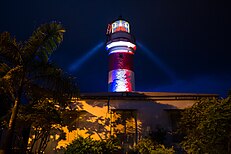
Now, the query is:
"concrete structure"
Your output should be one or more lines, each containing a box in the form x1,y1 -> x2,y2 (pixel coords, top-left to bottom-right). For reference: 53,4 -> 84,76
106,18 -> 136,92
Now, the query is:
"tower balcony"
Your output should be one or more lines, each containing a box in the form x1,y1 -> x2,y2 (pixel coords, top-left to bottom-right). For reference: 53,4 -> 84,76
106,31 -> 136,44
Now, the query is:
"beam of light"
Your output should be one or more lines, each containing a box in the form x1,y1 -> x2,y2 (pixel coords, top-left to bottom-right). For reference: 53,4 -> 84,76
68,41 -> 104,72
137,41 -> 177,82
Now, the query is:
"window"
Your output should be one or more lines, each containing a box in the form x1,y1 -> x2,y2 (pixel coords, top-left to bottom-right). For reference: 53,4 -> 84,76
110,109 -> 138,149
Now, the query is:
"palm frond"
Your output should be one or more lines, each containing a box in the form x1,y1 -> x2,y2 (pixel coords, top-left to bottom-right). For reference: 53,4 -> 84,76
0,63 -> 10,78
0,32 -> 22,66
24,62 -> 78,105
0,66 -> 23,100
23,22 -> 65,64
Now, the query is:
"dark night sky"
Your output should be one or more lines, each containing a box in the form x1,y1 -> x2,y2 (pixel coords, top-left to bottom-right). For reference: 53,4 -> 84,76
0,0 -> 230,97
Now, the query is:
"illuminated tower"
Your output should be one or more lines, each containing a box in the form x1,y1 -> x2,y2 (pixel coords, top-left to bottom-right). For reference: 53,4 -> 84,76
106,18 -> 136,92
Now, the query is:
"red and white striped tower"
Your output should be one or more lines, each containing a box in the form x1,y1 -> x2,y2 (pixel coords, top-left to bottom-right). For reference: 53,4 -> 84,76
106,18 -> 136,92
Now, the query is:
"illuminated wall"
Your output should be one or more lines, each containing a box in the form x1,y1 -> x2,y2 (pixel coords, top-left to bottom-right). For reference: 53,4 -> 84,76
28,92 -> 216,154
106,18 -> 136,92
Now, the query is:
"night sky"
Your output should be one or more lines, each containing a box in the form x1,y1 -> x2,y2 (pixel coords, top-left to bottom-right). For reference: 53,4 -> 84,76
1,0 -> 230,97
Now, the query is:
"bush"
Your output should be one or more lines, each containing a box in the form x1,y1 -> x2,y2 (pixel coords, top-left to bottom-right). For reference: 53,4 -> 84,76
64,136 -> 120,154
135,138 -> 175,154
178,96 -> 231,153
151,144 -> 175,154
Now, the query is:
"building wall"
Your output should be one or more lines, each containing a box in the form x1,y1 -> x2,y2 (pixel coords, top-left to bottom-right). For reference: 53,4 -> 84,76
56,98 -> 196,149
30,92 -> 217,153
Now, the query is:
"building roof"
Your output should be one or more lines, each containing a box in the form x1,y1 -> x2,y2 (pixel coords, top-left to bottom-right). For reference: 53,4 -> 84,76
80,91 -> 218,101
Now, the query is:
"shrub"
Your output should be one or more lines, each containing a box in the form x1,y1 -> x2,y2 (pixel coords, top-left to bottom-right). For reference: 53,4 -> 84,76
64,136 -> 120,154
135,138 -> 175,154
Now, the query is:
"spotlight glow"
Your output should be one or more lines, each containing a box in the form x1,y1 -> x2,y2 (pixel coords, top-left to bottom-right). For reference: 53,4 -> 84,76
137,41 -> 177,82
69,42 -> 104,72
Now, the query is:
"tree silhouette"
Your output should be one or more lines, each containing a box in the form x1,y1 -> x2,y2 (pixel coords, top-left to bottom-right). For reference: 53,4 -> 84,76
179,96 -> 231,153
0,22 -> 77,153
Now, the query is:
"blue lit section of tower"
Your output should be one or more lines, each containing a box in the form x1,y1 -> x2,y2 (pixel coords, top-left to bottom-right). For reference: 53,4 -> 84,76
106,18 -> 136,92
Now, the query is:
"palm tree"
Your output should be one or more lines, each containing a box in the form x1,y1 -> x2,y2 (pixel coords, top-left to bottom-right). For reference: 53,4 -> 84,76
0,22 -> 77,153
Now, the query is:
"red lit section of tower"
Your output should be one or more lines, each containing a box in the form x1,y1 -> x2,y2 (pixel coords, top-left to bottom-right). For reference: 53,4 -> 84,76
106,18 -> 136,92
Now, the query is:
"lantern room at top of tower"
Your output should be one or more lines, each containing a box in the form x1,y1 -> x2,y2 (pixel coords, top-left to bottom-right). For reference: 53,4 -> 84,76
106,18 -> 136,51
107,20 -> 130,34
